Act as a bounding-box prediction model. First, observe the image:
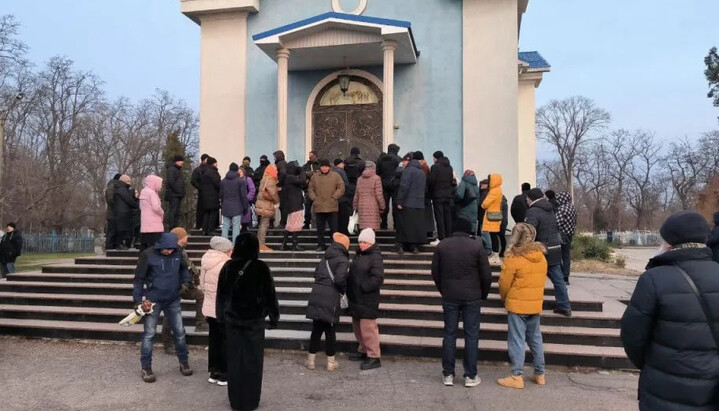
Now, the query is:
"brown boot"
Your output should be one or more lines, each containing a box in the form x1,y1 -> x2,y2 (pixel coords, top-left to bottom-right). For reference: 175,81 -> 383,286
326,356 -> 339,371
497,375 -> 524,389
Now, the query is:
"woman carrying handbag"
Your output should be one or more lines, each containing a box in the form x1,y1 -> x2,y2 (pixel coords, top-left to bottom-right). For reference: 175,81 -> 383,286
305,233 -> 350,371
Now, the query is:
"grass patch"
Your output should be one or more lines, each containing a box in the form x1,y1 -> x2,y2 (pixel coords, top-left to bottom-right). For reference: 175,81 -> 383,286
14,253 -> 94,272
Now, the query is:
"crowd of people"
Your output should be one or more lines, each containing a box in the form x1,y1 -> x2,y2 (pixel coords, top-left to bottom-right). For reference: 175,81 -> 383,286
113,147 -> 719,410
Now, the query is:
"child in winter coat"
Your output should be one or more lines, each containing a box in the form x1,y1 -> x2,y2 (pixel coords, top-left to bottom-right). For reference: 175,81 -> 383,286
200,236 -> 234,385
497,223 -> 548,389
305,233 -> 350,371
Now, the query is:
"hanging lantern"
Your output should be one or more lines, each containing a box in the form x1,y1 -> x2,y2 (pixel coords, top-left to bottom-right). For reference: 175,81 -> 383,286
338,74 -> 351,95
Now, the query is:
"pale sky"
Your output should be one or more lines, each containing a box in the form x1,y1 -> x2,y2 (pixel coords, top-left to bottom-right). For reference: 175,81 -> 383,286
4,0 -> 718,159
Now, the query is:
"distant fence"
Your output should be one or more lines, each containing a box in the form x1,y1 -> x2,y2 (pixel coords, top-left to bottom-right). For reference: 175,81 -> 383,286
588,231 -> 661,247
21,232 -> 96,254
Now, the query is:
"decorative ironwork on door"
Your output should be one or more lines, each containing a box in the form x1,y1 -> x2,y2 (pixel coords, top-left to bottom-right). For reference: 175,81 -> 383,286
312,76 -> 383,162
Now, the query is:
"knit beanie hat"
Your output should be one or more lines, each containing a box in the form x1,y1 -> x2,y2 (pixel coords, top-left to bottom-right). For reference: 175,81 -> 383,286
509,223 -> 537,248
332,233 -> 350,250
365,161 -> 376,169
659,211 -> 709,246
433,151 -> 444,160
319,159 -> 331,167
210,236 -> 234,253
207,157 -> 218,166
358,228 -> 376,245
173,155 -> 184,162
413,151 -> 425,161
170,227 -> 188,241
333,158 -> 343,166
526,188 -> 545,202
229,162 -> 239,172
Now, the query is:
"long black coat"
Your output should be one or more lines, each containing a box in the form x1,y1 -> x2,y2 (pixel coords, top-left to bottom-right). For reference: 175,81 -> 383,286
306,243 -> 349,324
376,150 -> 401,188
190,164 -> 206,191
220,171 -> 249,218
621,247 -> 719,411
708,212 -> 719,263
105,179 -> 124,219
0,230 -> 23,264
200,166 -> 221,211
428,157 -> 454,202
431,232 -> 492,301
347,244 -> 384,319
164,163 -> 186,200
113,183 -> 139,232
343,154 -> 365,199
396,160 -> 426,209
283,162 -> 305,213
524,199 -> 562,266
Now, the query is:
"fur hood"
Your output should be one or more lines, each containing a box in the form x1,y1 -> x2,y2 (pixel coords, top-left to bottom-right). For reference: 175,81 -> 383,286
505,242 -> 546,262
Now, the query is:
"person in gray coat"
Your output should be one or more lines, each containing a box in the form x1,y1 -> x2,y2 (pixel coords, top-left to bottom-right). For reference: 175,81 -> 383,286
396,157 -> 427,254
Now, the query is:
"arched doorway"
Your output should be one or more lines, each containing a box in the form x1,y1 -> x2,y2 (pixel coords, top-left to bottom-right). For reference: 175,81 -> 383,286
312,75 -> 383,162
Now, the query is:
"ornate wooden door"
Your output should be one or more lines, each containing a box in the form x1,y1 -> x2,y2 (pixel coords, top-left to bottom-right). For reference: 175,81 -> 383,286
312,76 -> 383,162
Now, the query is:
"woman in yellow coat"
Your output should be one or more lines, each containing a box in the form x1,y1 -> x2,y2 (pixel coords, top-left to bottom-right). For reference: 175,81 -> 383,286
497,223 -> 548,389
481,174 -> 503,261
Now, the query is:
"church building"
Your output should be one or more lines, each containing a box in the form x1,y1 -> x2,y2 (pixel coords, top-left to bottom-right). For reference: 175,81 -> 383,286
180,0 -> 549,196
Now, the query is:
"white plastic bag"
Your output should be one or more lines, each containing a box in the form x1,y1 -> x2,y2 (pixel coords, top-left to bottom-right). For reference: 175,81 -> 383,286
348,211 -> 359,235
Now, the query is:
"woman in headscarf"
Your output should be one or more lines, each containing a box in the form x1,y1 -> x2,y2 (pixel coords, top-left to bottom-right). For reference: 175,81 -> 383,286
215,233 -> 280,411
255,164 -> 280,252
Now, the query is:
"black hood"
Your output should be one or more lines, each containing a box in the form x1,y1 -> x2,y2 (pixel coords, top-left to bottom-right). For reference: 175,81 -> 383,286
530,198 -> 554,212
646,246 -> 714,270
259,159 -> 270,168
326,241 -> 349,259
225,170 -> 239,180
232,232 -> 259,261
287,161 -> 301,176
273,150 -> 285,162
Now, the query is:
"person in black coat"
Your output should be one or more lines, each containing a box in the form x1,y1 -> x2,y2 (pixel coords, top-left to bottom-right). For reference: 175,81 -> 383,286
305,233 -> 350,371
302,151 -> 320,229
282,161 -> 306,250
431,218 -> 492,385
253,155 -> 270,199
708,211 -> 719,263
105,174 -> 123,250
0,222 -> 23,277
621,211 -> 719,411
200,158 -> 221,235
164,155 -> 186,229
343,147 -> 365,202
114,175 -> 139,250
191,154 -> 209,230
376,144 -> 401,230
215,232 -> 279,411
273,150 -> 288,227
428,152 -> 455,241
499,195 -> 509,257
524,188 -> 571,316
332,159 -> 353,236
347,228 -> 384,370
510,183 -> 531,224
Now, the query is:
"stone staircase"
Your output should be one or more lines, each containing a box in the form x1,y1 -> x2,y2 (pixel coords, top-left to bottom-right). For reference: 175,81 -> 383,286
0,229 -> 631,368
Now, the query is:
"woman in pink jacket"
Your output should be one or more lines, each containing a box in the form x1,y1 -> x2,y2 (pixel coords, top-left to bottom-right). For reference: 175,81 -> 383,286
353,161 -> 386,231
139,175 -> 164,251
200,236 -> 233,386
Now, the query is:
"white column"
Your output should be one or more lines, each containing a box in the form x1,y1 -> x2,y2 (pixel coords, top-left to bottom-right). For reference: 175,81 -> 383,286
198,12 -> 249,170
382,40 -> 397,148
276,48 -> 290,154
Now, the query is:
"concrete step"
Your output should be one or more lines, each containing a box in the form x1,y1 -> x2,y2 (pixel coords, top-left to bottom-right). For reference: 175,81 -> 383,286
188,234 -> 402,245
190,228 -> 399,237
184,242 -> 436,252
0,318 -> 631,368
0,306 -> 622,347
0,282 -> 601,311
0,293 -> 615,328
107,249 -> 438,261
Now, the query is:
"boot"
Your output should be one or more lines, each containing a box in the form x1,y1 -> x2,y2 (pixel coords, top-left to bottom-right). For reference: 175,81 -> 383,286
534,374 -> 546,385
305,353 -> 316,370
326,356 -> 339,371
281,231 -> 291,251
497,375 -> 524,389
291,233 -> 304,251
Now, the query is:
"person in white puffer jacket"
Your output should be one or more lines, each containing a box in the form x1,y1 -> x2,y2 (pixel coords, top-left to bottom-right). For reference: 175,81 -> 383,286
200,236 -> 233,386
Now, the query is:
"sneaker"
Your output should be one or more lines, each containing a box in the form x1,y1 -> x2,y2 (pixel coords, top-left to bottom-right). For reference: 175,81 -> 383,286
488,254 -> 503,266
360,358 -> 381,370
442,374 -> 454,386
217,379 -> 228,386
141,368 -> 156,383
534,374 -> 546,385
260,245 -> 274,252
464,376 -> 481,387
430,239 -> 440,246
208,373 -> 220,384
553,308 -> 572,317
348,352 -> 367,362
179,362 -> 193,376
497,375 -> 524,389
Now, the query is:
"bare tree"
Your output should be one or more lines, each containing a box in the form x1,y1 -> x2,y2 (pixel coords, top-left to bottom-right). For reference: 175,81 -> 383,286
536,96 -> 611,199
624,132 -> 662,229
666,138 -> 709,210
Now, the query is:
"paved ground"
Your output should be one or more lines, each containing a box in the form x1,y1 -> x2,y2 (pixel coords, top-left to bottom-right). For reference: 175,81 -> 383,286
613,247 -> 656,273
0,337 -> 638,411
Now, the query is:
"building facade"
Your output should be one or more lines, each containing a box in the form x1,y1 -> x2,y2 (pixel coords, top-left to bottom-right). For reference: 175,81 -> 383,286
181,0 -> 549,197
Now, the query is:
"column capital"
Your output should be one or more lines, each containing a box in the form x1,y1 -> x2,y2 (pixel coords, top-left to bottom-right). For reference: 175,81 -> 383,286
381,39 -> 397,52
276,48 -> 290,60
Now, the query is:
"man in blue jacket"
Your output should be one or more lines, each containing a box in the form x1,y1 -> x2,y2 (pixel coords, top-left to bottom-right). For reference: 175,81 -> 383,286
132,232 -> 193,383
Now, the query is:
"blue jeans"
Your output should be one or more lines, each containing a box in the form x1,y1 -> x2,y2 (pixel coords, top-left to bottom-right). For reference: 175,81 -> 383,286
442,299 -> 481,378
0,262 -> 15,277
480,232 -> 493,255
507,313 -> 545,376
222,215 -> 242,244
141,299 -> 188,369
548,264 -> 571,311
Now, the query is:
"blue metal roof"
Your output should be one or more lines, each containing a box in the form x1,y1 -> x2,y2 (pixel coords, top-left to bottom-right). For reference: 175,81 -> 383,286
519,51 -> 550,69
252,12 -> 412,41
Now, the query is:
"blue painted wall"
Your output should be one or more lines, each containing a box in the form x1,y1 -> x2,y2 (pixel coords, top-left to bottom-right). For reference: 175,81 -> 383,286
245,0 -> 463,168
